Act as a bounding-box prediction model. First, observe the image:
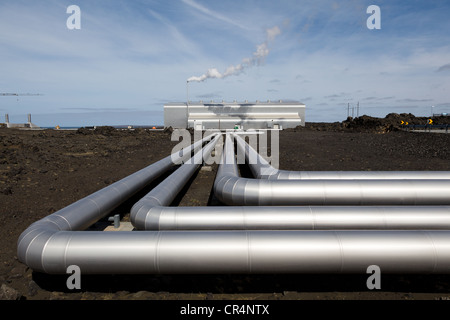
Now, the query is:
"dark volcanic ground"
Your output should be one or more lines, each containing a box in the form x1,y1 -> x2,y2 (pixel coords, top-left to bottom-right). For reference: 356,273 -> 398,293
1,116 -> 450,301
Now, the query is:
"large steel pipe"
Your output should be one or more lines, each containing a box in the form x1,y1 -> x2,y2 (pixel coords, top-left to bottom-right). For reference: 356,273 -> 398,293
18,230 -> 450,274
131,134 -> 222,227
23,132 -> 217,232
233,133 -> 450,180
17,133 -> 219,272
16,133 -> 450,275
214,134 -> 450,206
133,205 -> 450,231
132,133 -> 450,231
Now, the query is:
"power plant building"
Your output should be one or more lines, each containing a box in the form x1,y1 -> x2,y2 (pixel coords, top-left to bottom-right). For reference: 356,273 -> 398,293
164,100 -> 305,130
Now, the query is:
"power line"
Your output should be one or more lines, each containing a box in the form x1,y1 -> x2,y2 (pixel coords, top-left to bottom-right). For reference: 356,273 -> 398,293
1,93 -> 43,96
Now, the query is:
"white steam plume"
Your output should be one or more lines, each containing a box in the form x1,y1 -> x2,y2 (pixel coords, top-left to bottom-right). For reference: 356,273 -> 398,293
187,26 -> 281,83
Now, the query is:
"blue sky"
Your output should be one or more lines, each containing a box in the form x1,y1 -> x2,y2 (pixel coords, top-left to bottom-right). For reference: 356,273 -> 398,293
1,0 -> 450,126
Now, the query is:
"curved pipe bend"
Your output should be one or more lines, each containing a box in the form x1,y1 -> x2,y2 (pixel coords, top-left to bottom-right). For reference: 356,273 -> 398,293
131,134 -> 222,228
233,133 -> 450,180
16,229 -> 450,274
15,132 -> 450,275
132,133 -> 450,231
17,133 -> 219,273
214,134 -> 450,206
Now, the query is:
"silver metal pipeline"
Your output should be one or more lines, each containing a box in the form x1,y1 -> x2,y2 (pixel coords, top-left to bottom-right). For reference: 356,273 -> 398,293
131,135 -> 450,231
16,133 -> 450,275
233,133 -> 450,180
131,133 -> 222,227
16,133 -> 219,273
19,131 -> 217,232
15,229 -> 450,274
214,134 -> 450,206
133,204 -> 450,231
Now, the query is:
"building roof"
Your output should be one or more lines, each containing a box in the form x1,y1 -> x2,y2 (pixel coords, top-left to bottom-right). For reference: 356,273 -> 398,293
165,100 -> 305,107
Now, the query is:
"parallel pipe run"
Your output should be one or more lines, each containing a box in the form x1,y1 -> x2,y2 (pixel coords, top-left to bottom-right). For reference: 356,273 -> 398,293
214,134 -> 450,206
131,134 -> 222,227
22,230 -> 450,274
131,133 -> 450,231
22,132 -> 217,231
15,132 -> 450,275
16,131 -> 450,275
17,133 -> 219,273
233,133 -> 450,180
133,205 -> 450,231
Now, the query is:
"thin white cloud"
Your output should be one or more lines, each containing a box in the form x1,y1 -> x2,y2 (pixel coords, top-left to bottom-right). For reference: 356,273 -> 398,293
146,9 -> 200,57
181,0 -> 250,31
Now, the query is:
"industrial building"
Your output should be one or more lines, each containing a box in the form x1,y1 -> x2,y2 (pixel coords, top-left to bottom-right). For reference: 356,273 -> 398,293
164,100 -> 305,130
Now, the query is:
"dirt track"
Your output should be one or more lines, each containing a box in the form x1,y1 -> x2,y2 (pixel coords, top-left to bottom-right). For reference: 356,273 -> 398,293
1,117 -> 450,300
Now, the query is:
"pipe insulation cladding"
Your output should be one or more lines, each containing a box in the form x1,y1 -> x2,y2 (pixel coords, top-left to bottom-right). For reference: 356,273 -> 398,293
233,133 -> 450,180
213,134 -> 450,206
17,230 -> 450,274
132,205 -> 450,231
130,135 -> 450,231
16,133 -> 219,273
131,134 -> 223,219
16,133 -> 450,275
